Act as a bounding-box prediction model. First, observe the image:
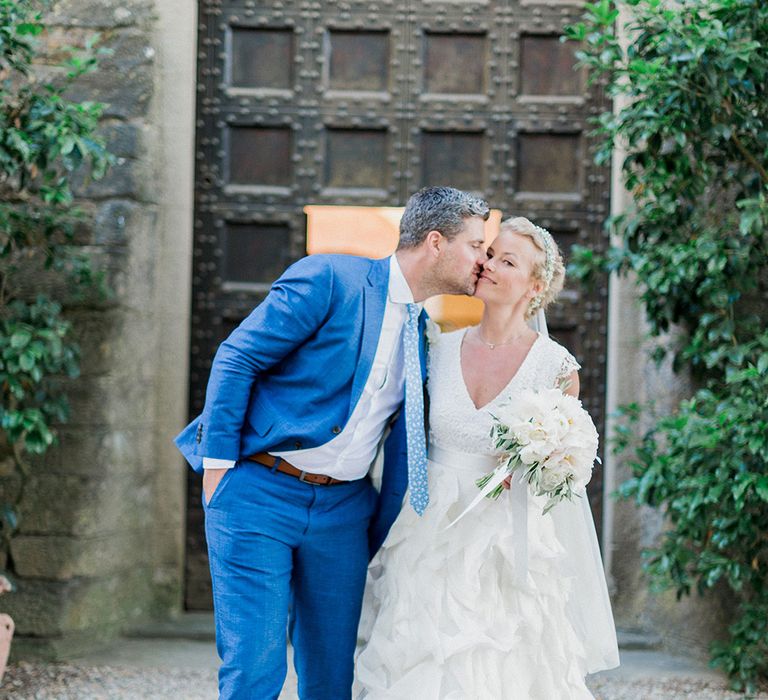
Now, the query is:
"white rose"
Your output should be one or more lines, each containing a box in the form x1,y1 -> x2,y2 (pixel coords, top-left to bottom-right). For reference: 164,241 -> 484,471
539,463 -> 571,492
519,440 -> 551,465
546,447 -> 594,490
540,411 -> 570,443
570,454 -> 594,489
508,418 -> 537,445
527,388 -> 562,416
493,402 -> 524,430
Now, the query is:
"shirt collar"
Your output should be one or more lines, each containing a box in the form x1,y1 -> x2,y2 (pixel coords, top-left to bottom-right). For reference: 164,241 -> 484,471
388,254 -> 420,308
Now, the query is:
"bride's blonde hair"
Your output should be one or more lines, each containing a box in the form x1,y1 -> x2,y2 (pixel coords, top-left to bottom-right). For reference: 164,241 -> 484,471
499,217 -> 565,319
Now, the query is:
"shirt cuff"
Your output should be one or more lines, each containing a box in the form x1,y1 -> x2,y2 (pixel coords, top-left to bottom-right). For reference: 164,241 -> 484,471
202,457 -> 237,470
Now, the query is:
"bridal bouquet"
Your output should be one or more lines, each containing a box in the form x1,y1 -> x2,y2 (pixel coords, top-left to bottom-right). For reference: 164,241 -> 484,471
477,387 -> 599,513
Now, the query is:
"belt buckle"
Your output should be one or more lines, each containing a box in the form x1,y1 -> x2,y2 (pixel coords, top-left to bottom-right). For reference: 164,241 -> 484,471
299,470 -> 330,485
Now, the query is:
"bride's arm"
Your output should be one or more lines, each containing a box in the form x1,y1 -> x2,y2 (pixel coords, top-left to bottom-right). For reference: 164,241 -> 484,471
562,370 -> 580,398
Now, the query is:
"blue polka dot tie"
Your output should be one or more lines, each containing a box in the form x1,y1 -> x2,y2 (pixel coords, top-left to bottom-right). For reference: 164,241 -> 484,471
403,303 -> 429,515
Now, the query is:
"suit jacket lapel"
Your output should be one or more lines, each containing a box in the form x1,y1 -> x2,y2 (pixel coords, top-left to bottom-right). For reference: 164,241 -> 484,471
418,310 -> 429,380
348,257 -> 389,418
418,310 -> 430,435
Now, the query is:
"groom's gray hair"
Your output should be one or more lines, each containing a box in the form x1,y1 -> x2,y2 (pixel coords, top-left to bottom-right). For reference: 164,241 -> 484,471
398,186 -> 490,249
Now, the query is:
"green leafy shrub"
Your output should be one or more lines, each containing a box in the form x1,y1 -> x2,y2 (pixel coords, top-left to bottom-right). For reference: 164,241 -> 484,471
0,1 -> 113,572
565,0 -> 768,691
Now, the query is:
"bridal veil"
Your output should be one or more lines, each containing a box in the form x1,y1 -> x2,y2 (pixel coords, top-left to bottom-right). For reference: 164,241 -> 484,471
530,309 -> 620,673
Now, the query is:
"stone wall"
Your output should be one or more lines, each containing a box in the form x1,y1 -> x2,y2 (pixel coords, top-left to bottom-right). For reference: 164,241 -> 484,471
0,0 -> 196,658
601,4 -> 734,658
604,286 -> 735,659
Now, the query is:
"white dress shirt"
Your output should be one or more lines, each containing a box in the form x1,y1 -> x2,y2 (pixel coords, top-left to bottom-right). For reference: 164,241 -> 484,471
203,255 -> 417,480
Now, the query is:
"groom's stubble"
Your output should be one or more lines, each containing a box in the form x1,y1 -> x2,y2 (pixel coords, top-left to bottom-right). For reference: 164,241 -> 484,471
427,218 -> 487,297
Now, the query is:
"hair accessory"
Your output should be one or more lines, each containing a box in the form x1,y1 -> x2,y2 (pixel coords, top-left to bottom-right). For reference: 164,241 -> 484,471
528,224 -> 555,313
534,224 -> 555,288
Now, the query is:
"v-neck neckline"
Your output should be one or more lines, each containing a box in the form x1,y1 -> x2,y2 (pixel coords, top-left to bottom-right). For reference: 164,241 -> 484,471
457,327 -> 542,412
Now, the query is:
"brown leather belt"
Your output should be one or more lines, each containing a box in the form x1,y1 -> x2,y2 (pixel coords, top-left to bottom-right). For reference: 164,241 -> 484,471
246,452 -> 348,486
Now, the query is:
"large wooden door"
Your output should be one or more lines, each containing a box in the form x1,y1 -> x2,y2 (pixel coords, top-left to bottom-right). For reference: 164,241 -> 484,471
187,0 -> 610,608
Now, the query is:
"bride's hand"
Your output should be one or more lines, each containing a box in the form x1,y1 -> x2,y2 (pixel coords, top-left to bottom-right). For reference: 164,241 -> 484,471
502,476 -> 512,490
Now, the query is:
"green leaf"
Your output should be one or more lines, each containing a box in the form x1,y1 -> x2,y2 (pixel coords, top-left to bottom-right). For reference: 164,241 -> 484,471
755,477 -> 768,503
18,352 -> 35,371
16,22 -> 44,36
10,329 -> 32,349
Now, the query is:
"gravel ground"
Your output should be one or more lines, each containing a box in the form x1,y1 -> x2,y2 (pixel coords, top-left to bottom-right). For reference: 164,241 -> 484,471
589,675 -> 765,700
2,662 -> 218,699
3,662 -> 766,700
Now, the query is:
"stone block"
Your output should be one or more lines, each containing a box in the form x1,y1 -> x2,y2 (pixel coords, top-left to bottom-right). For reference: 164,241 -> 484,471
71,309 -> 162,381
11,531 -> 151,580
144,569 -> 184,618
3,567 -> 154,639
17,472 -> 154,536
70,201 -> 98,245
64,29 -> 155,119
0,474 -> 22,507
31,425 -> 153,477
10,625 -> 120,661
2,580 -> 78,637
97,29 -> 155,76
71,198 -> 135,246
72,157 -> 139,199
86,78 -> 153,120
68,309 -> 120,377
48,0 -> 155,29
101,121 -> 143,160
5,243 -> 123,310
108,230 -> 161,311
37,26 -> 94,64
58,374 -> 157,430
0,456 -> 15,478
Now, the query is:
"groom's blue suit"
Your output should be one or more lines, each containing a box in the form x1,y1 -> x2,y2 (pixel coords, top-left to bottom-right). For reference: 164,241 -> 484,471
175,253 -> 427,699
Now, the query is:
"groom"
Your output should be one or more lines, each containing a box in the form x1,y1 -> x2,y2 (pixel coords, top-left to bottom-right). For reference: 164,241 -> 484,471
175,186 -> 489,699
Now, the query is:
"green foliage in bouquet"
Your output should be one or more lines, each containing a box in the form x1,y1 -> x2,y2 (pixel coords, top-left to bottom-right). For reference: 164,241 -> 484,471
565,0 -> 768,691
0,1 -> 113,578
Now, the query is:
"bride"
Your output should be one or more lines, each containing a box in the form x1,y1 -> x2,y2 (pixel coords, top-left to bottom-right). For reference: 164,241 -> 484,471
355,217 -> 620,699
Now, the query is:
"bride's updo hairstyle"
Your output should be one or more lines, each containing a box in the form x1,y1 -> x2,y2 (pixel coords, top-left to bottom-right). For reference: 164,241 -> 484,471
499,217 -> 565,320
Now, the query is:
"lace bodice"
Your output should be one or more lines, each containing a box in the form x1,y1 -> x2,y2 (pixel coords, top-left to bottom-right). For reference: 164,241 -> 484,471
427,328 -> 581,455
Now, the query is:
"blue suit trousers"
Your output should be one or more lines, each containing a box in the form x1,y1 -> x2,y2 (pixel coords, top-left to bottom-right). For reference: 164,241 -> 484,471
203,461 -> 377,699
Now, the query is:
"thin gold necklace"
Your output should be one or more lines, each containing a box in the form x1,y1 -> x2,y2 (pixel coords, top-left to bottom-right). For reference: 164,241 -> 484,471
474,327 -> 530,350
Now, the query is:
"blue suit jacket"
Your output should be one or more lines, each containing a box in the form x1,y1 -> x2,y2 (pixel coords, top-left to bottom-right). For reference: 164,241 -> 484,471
175,254 -> 428,554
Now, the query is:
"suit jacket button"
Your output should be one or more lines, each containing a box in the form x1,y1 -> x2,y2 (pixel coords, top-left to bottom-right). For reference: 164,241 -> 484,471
294,440 -> 302,449
331,426 -> 341,435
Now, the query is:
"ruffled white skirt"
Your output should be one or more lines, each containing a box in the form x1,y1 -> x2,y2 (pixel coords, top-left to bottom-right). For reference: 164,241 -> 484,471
355,446 -> 594,700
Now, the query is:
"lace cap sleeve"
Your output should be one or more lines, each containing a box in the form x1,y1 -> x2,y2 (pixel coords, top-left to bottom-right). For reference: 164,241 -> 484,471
555,349 -> 581,385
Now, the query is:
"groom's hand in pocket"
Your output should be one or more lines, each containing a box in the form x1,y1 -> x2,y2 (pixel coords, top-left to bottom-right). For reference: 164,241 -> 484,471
203,468 -> 228,505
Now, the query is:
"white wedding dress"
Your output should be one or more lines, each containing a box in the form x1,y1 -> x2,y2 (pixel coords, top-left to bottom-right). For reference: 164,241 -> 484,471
355,328 -> 619,699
